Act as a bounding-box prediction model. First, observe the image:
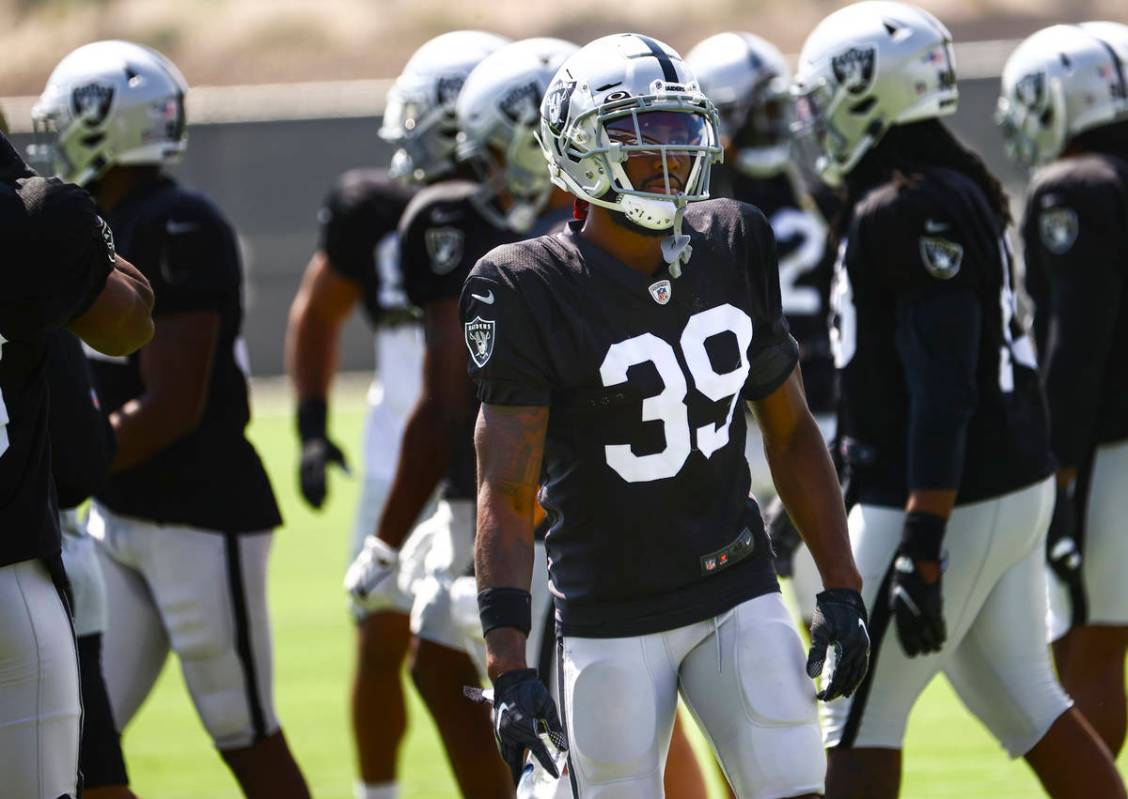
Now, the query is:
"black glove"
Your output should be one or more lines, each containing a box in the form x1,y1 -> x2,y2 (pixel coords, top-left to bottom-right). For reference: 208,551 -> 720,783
491,668 -> 567,786
807,588 -> 870,701
764,496 -> 803,578
1046,482 -> 1082,589
297,398 -> 348,509
890,512 -> 947,658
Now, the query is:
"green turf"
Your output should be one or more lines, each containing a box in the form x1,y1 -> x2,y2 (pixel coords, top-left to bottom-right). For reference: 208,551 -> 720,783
120,390 -> 1126,798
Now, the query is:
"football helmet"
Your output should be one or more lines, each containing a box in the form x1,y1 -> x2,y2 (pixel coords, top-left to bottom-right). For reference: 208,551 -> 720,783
30,40 -> 187,186
539,33 -> 722,272
997,24 -> 1128,168
792,1 -> 958,186
686,32 -> 793,177
456,37 -> 579,232
379,30 -> 510,184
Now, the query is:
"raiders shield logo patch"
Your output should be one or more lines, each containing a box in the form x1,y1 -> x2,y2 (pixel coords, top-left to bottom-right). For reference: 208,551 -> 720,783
425,227 -> 464,275
1015,72 -> 1046,111
919,236 -> 963,280
1039,207 -> 1079,255
544,80 -> 576,136
648,279 -> 672,305
831,47 -> 876,96
464,317 -> 496,368
71,82 -> 115,127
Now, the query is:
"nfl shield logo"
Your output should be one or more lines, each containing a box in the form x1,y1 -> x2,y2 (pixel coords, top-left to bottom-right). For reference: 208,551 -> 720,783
919,236 -> 964,280
425,227 -> 465,275
1039,207 -> 1079,255
464,317 -> 496,368
649,279 -> 672,305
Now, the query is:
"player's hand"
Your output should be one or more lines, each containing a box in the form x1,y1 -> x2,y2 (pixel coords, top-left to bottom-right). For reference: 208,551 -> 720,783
890,554 -> 946,657
299,436 -> 348,508
344,536 -> 399,610
764,496 -> 802,578
491,668 -> 567,786
807,588 -> 870,701
1046,482 -> 1082,590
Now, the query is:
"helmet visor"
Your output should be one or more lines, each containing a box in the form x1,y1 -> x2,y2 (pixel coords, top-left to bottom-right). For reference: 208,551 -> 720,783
602,109 -> 717,198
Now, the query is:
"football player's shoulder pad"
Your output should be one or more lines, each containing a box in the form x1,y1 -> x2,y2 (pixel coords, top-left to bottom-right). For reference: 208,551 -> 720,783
323,167 -> 414,221
1027,153 -> 1127,224
398,179 -> 479,240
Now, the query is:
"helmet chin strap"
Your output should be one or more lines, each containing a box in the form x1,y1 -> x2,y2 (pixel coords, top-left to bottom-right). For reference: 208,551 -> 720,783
661,203 -> 693,278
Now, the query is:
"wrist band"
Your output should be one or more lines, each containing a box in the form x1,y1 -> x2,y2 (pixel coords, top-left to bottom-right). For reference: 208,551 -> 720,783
900,511 -> 947,561
297,398 -> 328,442
479,587 -> 532,637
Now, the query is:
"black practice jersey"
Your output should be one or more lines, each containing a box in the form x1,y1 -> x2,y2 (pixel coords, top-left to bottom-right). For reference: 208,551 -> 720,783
318,168 -> 417,327
833,167 -> 1052,507
0,137 -> 115,566
712,166 -> 835,412
47,330 -> 116,510
462,199 -> 798,637
1022,153 -> 1128,469
89,176 -> 281,533
399,181 -> 568,500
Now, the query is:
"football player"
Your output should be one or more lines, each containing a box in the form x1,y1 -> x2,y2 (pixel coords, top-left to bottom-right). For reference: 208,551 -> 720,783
998,22 -> 1128,756
47,327 -> 138,799
346,37 -> 578,798
285,30 -> 508,799
463,33 -> 870,798
792,4 -> 1125,797
0,131 -> 153,799
688,30 -> 837,626
32,42 -> 311,798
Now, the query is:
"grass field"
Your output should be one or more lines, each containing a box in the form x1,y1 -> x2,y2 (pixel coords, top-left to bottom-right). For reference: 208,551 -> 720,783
118,385 -> 1126,798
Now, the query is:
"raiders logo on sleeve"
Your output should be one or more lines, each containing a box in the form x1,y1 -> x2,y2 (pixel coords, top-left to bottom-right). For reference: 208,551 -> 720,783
464,316 -> 496,367
1039,206 -> 1079,255
919,235 -> 963,279
425,227 -> 465,274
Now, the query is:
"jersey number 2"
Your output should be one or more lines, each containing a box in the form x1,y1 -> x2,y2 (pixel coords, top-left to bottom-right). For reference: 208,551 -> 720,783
599,304 -> 753,483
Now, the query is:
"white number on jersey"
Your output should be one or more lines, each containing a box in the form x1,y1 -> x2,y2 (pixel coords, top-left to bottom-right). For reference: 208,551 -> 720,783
0,335 -> 8,459
996,235 -> 1038,392
599,304 -> 753,483
829,240 -> 856,369
771,208 -> 827,317
375,232 -> 410,311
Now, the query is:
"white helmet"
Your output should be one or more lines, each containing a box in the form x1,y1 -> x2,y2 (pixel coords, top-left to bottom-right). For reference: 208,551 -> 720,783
30,40 -> 187,186
456,37 -> 579,232
539,33 -> 722,271
792,1 -> 958,187
379,30 -> 510,184
686,32 -> 793,177
997,24 -> 1128,168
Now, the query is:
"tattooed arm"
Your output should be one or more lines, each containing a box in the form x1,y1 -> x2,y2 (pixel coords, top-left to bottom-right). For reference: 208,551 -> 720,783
475,402 -> 549,681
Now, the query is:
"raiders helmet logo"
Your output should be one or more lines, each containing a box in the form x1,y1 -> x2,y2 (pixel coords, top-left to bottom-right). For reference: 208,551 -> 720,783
919,236 -> 963,280
544,80 -> 576,135
464,317 -> 496,368
1015,72 -> 1046,111
436,76 -> 465,107
71,82 -> 115,127
499,82 -> 541,125
96,215 -> 115,264
1039,207 -> 1079,255
831,47 -> 876,96
648,279 -> 672,305
424,227 -> 464,275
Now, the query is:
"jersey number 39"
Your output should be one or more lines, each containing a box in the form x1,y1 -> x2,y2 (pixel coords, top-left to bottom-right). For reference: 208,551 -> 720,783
600,304 -> 752,483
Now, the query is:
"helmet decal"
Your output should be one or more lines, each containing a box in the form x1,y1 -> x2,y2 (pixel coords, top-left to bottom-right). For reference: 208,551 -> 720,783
71,82 -> 115,127
831,47 -> 877,96
1015,72 -> 1046,112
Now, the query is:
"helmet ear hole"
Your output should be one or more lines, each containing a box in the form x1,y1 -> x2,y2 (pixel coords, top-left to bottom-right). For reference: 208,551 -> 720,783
80,133 -> 105,148
850,97 -> 877,115
1039,107 -> 1054,127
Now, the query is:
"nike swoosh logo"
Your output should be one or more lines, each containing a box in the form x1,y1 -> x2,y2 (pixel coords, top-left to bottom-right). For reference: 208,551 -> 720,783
166,219 -> 198,235
471,290 -> 495,304
924,219 -> 949,234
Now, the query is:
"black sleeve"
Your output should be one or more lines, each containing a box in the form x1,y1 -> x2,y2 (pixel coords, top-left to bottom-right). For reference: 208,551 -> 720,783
461,260 -> 554,406
46,330 -> 117,508
319,182 -> 379,289
894,286 -> 981,491
0,178 -> 114,341
740,206 -> 801,400
401,200 -> 478,308
1024,185 -> 1126,469
147,205 -> 238,317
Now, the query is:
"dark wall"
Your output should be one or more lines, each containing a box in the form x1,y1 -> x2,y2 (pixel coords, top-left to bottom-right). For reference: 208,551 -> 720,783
10,74 -> 1020,376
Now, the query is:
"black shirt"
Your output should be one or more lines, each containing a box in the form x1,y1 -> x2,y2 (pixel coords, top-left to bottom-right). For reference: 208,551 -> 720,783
318,168 -> 417,327
713,166 -> 836,412
462,198 -> 799,637
0,136 -> 115,566
399,181 -> 567,500
47,330 -> 115,510
89,176 -> 281,533
833,167 -> 1052,507
1023,152 -> 1128,469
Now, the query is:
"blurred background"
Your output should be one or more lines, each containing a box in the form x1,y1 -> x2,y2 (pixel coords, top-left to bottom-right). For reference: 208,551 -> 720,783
1,0 -> 1125,379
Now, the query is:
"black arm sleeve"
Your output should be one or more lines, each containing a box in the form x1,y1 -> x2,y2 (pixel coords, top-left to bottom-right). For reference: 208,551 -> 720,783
46,330 -> 117,508
894,286 -> 981,491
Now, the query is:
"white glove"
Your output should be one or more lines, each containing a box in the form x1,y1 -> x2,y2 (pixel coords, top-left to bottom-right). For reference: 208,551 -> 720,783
344,536 -> 400,611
